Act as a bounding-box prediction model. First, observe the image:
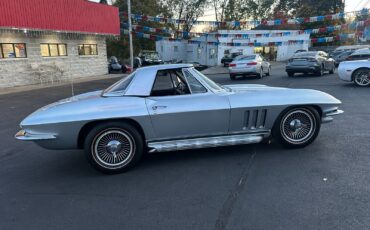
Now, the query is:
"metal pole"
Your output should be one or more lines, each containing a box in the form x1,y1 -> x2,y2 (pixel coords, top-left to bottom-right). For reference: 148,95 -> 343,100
127,0 -> 134,68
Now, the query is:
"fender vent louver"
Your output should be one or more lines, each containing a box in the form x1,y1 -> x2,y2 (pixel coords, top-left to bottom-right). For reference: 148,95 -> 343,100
244,109 -> 267,130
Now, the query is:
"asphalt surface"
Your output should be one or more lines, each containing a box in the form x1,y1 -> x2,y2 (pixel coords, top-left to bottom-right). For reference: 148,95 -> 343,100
1,64 -> 369,230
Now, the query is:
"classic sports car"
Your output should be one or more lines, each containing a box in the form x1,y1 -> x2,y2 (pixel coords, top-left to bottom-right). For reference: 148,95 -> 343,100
338,60 -> 370,87
15,64 -> 343,174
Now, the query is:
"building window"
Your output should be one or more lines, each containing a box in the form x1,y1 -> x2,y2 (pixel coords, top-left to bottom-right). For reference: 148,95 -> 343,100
197,48 -> 202,58
209,48 -> 216,59
0,43 -> 27,58
40,44 -> 67,57
174,46 -> 178,52
78,44 -> 98,56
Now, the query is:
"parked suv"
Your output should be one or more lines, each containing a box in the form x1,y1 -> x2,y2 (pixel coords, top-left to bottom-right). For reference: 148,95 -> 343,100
286,51 -> 335,77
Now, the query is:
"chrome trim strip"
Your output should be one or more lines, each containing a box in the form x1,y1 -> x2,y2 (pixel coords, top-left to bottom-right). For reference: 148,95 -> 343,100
15,130 -> 56,141
321,109 -> 344,124
148,134 -> 264,153
325,109 -> 344,116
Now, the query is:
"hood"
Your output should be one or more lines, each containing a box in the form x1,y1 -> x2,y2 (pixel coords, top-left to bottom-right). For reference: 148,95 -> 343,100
224,84 -> 341,106
20,91 -> 104,126
39,90 -> 103,111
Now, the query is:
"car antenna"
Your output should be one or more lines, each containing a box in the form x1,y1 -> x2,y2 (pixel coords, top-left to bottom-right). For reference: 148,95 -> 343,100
68,62 -> 74,98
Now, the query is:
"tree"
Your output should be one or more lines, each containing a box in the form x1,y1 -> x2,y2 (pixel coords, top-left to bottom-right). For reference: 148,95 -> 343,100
107,0 -> 173,62
212,0 -> 229,27
99,0 -> 108,4
164,0 -> 208,37
219,0 -> 277,29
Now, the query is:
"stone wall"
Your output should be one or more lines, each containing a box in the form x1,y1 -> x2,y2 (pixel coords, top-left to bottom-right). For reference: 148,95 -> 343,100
0,31 -> 108,88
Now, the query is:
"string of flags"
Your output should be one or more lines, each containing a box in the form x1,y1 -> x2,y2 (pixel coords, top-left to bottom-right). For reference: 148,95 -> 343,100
123,29 -> 357,46
123,19 -> 370,39
121,8 -> 369,27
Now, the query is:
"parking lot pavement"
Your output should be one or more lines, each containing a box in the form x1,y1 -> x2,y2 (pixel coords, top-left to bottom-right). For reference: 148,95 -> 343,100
1,63 -> 370,230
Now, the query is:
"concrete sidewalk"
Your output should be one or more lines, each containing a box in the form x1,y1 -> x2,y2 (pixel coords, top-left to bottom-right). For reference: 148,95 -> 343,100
0,73 -> 125,96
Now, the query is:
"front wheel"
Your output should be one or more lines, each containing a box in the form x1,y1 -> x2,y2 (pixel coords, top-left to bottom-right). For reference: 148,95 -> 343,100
84,122 -> 144,174
353,68 -> 370,87
287,72 -> 294,77
273,107 -> 321,148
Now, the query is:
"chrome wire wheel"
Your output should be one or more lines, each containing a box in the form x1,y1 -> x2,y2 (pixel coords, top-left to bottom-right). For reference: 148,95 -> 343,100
353,70 -> 370,86
280,109 -> 316,145
92,129 -> 135,169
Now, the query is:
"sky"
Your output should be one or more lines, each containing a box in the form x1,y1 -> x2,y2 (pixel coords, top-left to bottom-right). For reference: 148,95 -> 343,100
90,0 -> 369,17
197,0 -> 370,22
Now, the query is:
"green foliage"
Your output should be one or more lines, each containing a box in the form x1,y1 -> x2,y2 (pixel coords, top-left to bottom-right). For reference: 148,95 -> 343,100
165,0 -> 208,35
106,0 -> 173,62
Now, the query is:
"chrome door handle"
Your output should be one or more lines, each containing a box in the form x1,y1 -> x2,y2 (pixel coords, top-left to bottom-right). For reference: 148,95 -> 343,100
152,105 -> 167,110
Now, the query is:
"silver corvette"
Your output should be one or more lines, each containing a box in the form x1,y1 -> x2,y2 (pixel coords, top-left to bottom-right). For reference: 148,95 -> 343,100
16,64 -> 343,173
338,60 -> 370,87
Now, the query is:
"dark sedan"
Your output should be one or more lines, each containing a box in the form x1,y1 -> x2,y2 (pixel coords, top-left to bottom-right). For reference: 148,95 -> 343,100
286,51 -> 335,77
221,53 -> 242,67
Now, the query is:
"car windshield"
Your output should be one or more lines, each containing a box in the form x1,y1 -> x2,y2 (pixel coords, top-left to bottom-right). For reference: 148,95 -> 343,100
143,53 -> 159,59
103,72 -> 135,95
292,52 -> 317,58
235,55 -> 256,61
192,69 -> 224,91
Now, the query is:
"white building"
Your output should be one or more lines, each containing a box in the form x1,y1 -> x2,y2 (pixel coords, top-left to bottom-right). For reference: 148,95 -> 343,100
156,30 -> 311,66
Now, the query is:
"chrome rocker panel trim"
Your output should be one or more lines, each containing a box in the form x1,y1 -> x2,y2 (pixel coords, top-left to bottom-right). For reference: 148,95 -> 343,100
147,133 -> 268,153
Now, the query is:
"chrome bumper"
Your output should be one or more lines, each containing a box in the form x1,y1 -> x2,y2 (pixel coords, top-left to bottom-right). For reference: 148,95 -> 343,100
322,109 -> 344,123
15,130 -> 56,141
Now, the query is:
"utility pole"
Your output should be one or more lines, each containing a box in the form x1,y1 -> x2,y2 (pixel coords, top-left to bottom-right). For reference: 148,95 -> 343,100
127,0 -> 134,68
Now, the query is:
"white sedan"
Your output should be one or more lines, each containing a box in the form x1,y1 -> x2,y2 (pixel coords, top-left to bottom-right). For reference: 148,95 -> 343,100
338,60 -> 370,87
228,54 -> 271,80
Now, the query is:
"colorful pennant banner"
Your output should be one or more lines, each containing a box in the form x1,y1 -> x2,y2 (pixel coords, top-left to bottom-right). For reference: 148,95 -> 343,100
121,8 -> 369,27
122,29 -> 357,46
124,19 -> 370,39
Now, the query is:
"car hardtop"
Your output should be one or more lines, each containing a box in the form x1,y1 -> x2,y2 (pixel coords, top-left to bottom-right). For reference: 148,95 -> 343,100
350,48 -> 370,55
292,51 -> 324,58
103,64 -> 225,97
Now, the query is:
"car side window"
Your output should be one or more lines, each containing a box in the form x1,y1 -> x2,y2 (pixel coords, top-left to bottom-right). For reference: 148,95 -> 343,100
183,71 -> 207,94
151,70 -> 190,96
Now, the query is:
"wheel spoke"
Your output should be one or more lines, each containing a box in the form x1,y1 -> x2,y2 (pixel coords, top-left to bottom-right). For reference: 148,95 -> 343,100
93,129 -> 134,168
281,109 -> 315,144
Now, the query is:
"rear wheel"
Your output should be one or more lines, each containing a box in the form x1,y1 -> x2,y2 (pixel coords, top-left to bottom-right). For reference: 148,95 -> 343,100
258,68 -> 263,79
266,67 -> 271,76
230,74 -> 236,80
273,107 -> 321,148
84,122 -> 144,174
287,72 -> 294,77
316,66 -> 324,76
329,65 -> 335,74
352,68 -> 370,87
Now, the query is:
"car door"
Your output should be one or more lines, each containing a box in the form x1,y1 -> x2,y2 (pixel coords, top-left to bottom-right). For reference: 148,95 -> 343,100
145,68 -> 230,141
321,52 -> 333,70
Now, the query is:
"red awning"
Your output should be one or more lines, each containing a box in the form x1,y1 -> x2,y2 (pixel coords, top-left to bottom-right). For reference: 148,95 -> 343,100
0,0 -> 120,35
